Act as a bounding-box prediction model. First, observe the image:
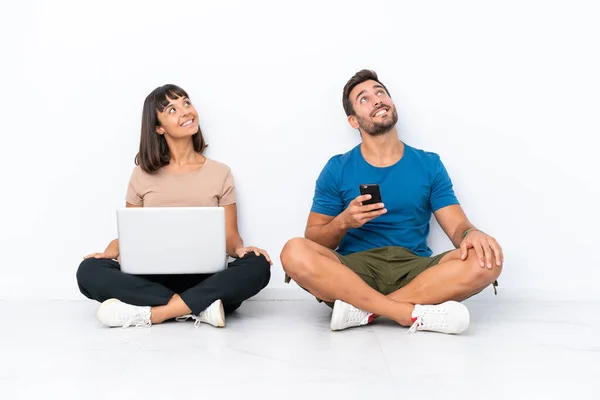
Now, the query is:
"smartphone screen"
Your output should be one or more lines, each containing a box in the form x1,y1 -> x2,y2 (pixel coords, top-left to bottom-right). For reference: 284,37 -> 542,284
359,184 -> 382,206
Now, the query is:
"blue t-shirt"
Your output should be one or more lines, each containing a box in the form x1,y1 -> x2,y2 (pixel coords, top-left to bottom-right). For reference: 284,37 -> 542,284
311,143 -> 459,257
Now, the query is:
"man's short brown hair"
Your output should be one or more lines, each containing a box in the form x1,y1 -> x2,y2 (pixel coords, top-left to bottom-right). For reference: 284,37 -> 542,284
342,69 -> 391,116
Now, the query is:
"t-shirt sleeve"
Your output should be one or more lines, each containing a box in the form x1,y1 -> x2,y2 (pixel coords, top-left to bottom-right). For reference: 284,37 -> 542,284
219,169 -> 237,206
310,158 -> 343,217
125,167 -> 144,206
429,154 -> 459,212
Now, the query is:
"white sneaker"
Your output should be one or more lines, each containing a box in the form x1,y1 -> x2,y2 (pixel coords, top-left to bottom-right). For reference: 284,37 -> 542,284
407,301 -> 470,334
330,299 -> 373,331
176,299 -> 225,328
97,299 -> 151,328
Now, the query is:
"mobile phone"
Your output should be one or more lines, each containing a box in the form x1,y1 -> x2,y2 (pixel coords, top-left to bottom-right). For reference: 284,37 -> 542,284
359,184 -> 382,206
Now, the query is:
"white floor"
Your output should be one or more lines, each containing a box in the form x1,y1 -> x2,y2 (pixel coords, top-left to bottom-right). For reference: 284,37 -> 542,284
0,297 -> 598,400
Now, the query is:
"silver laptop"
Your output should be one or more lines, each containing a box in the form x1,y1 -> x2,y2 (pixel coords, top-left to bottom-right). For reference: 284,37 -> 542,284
117,207 -> 228,274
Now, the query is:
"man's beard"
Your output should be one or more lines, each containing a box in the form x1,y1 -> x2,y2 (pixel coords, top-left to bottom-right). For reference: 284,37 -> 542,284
356,107 -> 399,136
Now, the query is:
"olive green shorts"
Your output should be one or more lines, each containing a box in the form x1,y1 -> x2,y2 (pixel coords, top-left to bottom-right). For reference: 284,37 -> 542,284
285,246 -> 454,308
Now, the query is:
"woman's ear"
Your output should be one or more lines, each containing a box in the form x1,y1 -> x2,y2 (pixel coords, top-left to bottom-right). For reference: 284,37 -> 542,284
155,126 -> 165,135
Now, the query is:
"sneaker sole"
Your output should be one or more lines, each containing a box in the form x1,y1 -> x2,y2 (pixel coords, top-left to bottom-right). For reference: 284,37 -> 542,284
450,303 -> 470,334
215,300 -> 225,328
330,300 -> 345,331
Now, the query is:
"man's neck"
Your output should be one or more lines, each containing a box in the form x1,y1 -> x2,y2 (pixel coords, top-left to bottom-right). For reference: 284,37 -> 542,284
360,128 -> 404,167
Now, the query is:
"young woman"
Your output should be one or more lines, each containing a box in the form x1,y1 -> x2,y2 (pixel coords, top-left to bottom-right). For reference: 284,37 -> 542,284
77,84 -> 271,328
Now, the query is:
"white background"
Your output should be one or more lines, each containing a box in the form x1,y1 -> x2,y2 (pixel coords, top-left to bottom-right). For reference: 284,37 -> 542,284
1,0 -> 599,300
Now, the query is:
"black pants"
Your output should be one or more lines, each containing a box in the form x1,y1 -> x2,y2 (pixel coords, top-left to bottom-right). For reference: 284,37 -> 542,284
76,253 -> 271,314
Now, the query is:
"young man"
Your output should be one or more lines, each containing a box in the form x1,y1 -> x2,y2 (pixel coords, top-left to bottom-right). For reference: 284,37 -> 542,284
280,69 -> 502,334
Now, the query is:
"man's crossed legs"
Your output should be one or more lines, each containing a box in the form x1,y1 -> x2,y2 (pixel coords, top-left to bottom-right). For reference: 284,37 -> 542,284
281,238 -> 501,334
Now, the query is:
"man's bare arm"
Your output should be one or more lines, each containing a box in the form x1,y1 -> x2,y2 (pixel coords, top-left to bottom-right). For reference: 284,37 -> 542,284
305,212 -> 348,249
304,194 -> 387,249
433,204 -> 474,248
434,204 -> 504,268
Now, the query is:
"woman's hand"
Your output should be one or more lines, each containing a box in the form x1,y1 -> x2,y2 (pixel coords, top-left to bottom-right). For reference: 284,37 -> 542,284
83,251 -> 120,263
235,246 -> 272,264
83,239 -> 120,263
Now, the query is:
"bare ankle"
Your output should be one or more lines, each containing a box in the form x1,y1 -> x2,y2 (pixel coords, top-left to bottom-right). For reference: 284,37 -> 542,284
391,303 -> 416,327
150,307 -> 165,324
150,295 -> 192,324
169,294 -> 182,304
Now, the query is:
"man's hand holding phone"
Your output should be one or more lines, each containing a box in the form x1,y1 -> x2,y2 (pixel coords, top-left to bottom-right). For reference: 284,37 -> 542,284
339,189 -> 386,229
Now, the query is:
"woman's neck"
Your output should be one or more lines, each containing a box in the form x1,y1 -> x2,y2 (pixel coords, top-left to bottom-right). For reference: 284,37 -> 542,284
165,137 -> 204,168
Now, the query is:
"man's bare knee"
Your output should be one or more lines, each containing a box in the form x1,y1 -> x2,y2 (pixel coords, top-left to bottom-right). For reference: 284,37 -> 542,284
280,238 -> 315,280
280,237 -> 306,266
464,249 -> 502,288
439,248 -> 462,264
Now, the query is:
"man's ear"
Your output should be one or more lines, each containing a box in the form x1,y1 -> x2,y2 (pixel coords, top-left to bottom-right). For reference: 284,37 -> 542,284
348,115 -> 360,129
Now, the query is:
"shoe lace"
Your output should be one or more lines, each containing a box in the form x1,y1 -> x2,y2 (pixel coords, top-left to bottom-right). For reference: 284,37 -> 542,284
407,315 -> 422,334
176,314 -> 202,328
407,305 -> 448,334
346,305 -> 369,325
121,307 -> 151,329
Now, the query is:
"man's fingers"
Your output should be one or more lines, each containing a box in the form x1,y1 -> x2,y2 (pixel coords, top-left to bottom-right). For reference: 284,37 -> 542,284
460,242 -> 468,260
360,209 -> 387,220
482,243 -> 494,269
473,245 -> 485,267
489,239 -> 504,266
350,203 -> 384,219
354,194 -> 372,205
351,198 -> 384,212
362,203 -> 385,212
